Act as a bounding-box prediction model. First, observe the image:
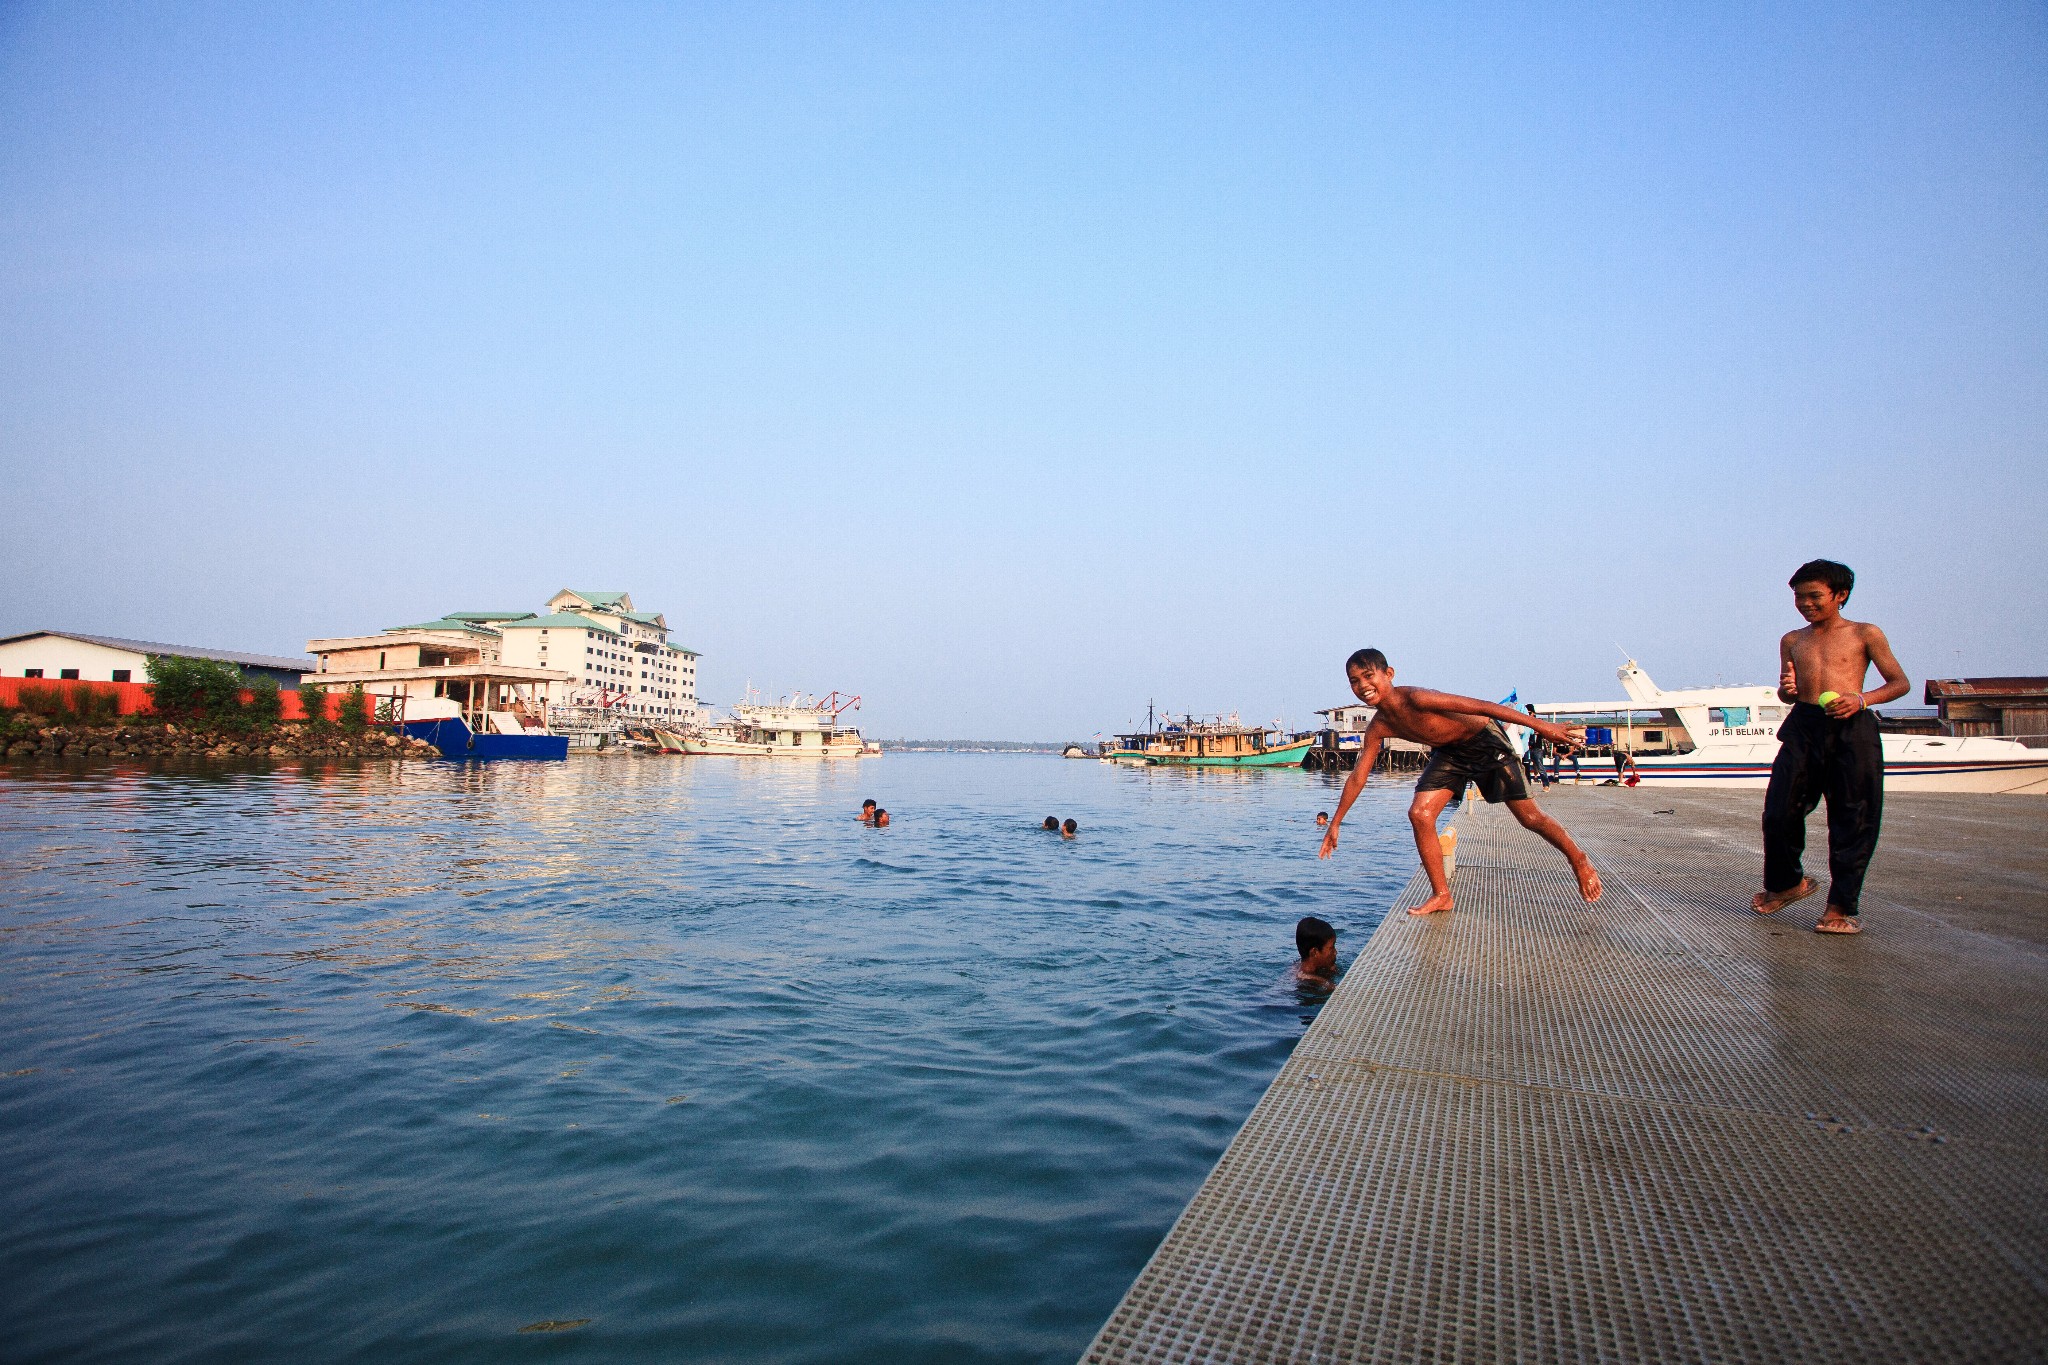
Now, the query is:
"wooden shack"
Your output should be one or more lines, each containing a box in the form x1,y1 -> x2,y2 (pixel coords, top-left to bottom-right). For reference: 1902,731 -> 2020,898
1925,677 -> 2048,740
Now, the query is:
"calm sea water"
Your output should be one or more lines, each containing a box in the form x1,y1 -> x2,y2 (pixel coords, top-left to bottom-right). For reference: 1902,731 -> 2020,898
0,753 -> 1417,1364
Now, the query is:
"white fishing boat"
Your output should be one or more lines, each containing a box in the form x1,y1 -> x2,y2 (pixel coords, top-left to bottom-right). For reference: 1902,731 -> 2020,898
1525,661 -> 2048,794
682,690 -> 878,758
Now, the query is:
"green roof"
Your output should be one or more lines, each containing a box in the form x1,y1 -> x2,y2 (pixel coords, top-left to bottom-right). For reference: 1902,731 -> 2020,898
446,610 -> 535,623
387,617 -> 503,637
569,590 -> 628,607
499,612 -> 608,631
620,610 -> 666,626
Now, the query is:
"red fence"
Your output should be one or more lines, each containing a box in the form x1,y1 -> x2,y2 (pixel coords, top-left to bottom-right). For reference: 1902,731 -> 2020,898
0,677 -> 375,722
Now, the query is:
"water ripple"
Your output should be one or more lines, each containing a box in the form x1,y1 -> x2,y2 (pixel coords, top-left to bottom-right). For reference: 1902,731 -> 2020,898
0,753 -> 1414,1363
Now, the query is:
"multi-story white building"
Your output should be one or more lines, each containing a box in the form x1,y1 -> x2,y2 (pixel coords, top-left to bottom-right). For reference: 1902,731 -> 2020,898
305,590 -> 699,728
496,590 -> 699,725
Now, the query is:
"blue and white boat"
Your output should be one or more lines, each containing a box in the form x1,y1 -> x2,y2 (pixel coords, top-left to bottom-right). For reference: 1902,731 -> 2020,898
398,697 -> 568,761
1525,661 -> 2048,794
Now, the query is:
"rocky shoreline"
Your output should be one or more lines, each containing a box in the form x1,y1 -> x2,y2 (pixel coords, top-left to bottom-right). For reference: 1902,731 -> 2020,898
2,722 -> 439,762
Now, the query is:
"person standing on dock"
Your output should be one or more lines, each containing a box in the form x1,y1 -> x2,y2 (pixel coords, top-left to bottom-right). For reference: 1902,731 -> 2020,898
1521,703 -> 1553,788
1753,560 -> 1910,935
1317,649 -> 1602,914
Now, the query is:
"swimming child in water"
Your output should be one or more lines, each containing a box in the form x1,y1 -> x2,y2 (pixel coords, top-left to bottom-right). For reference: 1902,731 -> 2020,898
873,808 -> 891,827
860,799 -> 877,822
1315,811 -> 1329,828
1061,818 -> 1077,839
1043,816 -> 1059,831
1295,915 -> 1338,983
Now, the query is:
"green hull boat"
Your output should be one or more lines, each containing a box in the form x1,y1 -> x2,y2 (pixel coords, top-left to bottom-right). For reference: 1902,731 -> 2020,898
1143,737 -> 1314,768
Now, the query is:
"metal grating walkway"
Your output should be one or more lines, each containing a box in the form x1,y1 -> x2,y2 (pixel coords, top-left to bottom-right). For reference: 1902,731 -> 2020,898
1082,789 -> 2048,1363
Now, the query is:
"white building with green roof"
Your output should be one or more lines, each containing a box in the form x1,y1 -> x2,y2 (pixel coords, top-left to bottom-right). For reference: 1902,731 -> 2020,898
305,589 -> 699,729
495,590 -> 698,725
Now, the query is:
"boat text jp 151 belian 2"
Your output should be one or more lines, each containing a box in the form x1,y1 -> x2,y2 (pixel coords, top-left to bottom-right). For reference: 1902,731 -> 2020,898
1525,660 -> 2048,793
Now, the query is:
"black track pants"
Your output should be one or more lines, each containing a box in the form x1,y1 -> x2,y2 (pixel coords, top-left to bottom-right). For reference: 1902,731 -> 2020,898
1761,704 -> 1884,916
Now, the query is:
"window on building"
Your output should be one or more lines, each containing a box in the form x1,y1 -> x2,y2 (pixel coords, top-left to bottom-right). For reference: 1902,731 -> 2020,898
379,651 -> 387,670
24,668 -> 43,678
112,670 -> 131,683
60,669 -> 79,680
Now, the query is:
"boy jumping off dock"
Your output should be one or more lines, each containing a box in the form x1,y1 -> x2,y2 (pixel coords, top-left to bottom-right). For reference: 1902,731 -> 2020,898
1754,560 -> 1909,935
1318,649 -> 1602,914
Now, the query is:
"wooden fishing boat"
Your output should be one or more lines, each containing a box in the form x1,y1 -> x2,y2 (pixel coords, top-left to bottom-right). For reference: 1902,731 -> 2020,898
1121,714 -> 1313,768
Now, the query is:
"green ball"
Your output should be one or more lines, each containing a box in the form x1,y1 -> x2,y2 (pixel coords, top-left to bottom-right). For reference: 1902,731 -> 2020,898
1817,691 -> 1840,707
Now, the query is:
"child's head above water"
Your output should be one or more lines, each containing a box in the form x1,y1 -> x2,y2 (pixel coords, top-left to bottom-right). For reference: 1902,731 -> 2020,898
1043,816 -> 1059,831
1061,818 -> 1077,838
1315,811 -> 1329,827
1295,916 -> 1337,975
873,808 -> 890,827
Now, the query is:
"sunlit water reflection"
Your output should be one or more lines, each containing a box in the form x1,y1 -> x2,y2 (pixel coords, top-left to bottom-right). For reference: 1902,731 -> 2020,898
0,753 -> 1415,1363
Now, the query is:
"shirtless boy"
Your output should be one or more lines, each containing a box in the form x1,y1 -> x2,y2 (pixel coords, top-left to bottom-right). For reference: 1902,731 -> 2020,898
1753,560 -> 1909,935
1318,649 -> 1602,914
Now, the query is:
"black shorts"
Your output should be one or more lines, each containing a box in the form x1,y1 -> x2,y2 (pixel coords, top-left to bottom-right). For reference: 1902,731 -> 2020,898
1416,723 -> 1531,804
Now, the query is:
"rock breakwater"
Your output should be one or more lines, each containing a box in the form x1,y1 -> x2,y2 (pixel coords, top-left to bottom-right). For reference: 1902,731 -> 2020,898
3,722 -> 439,763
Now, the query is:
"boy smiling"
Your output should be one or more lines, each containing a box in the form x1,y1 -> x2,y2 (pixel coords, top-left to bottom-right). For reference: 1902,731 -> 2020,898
1754,559 -> 1909,934
1318,649 -> 1601,914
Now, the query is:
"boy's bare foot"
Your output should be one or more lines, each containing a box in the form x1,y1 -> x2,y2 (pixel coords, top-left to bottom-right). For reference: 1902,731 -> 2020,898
1752,877 -> 1817,915
1570,857 -> 1602,903
1409,889 -> 1455,916
1814,906 -> 1862,935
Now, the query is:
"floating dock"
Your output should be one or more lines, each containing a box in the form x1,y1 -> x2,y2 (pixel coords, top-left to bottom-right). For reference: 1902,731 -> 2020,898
1083,787 -> 2048,1362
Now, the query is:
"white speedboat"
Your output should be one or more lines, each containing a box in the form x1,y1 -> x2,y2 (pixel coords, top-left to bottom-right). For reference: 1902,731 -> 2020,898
1525,661 -> 2048,794
682,690 -> 876,758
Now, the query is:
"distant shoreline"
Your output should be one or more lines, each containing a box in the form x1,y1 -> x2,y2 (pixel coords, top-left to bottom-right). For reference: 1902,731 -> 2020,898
876,740 -> 1074,754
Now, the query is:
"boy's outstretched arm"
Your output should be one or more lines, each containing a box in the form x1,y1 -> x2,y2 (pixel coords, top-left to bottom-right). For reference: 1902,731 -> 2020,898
1405,689 -> 1584,749
1318,723 -> 1387,859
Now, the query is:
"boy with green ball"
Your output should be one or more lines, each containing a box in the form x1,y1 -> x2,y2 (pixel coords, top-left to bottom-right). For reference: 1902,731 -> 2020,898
1754,559 -> 1911,934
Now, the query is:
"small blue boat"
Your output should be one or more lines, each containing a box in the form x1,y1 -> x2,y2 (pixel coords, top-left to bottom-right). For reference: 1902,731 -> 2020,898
397,699 -> 569,765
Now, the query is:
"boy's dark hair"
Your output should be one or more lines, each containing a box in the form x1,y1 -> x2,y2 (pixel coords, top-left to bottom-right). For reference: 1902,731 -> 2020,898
1345,648 -> 1390,674
1296,916 -> 1336,958
1043,816 -> 1059,830
862,798 -> 877,808
1789,559 -> 1854,599
1062,818 -> 1077,833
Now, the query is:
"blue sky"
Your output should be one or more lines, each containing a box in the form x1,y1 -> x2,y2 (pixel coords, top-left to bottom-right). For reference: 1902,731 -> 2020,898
2,3 -> 2043,738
